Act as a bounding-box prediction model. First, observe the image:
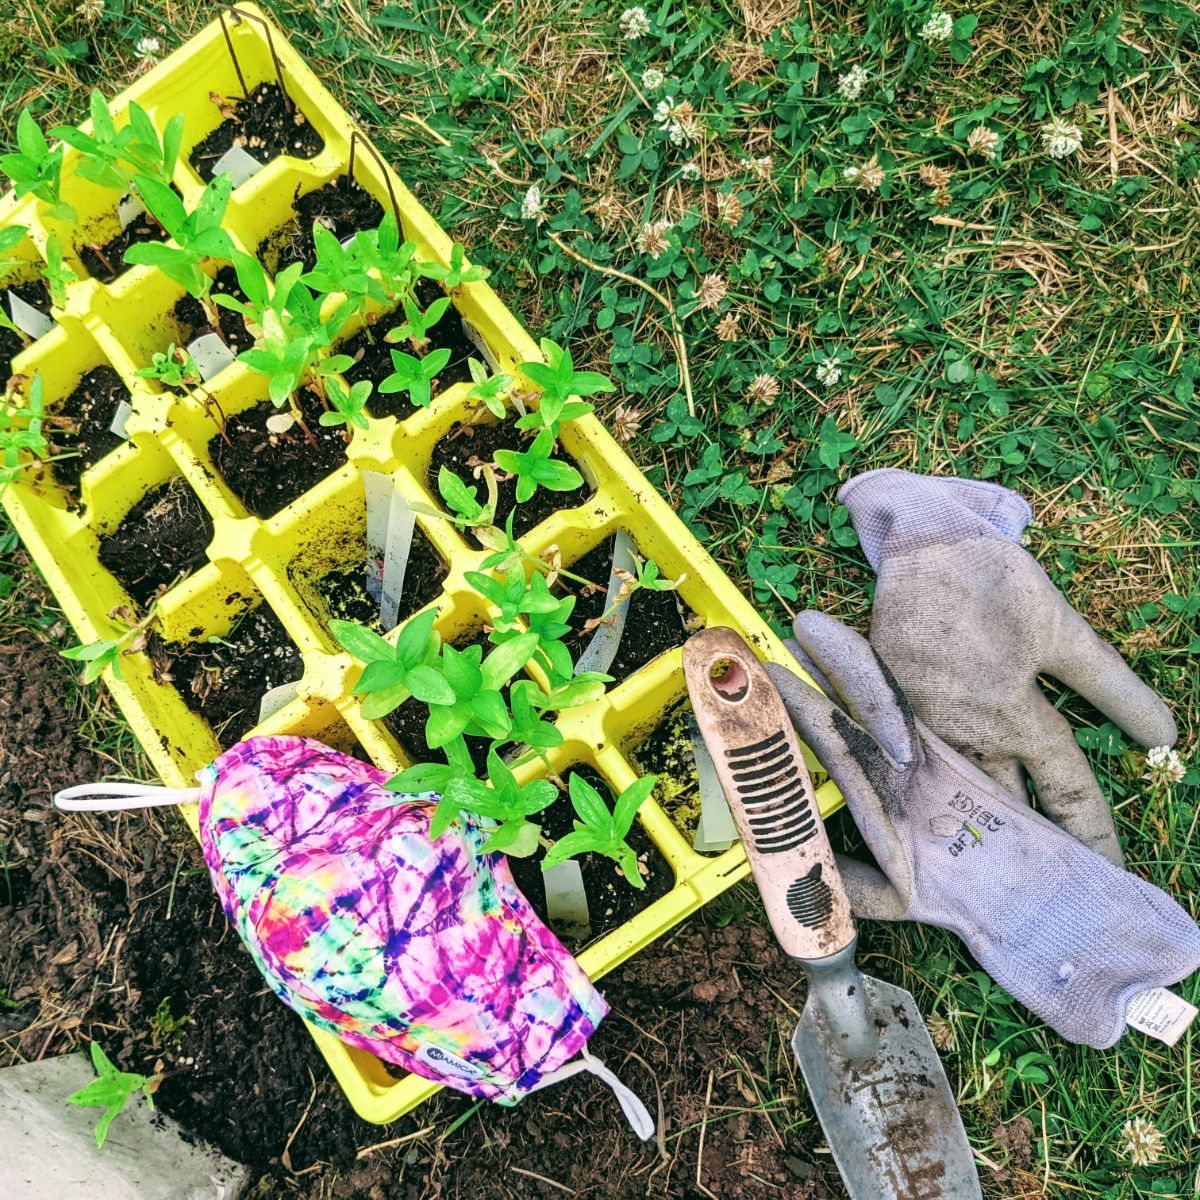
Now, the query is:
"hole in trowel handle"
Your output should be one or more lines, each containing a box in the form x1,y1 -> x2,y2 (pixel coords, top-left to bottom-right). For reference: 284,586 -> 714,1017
709,656 -> 749,702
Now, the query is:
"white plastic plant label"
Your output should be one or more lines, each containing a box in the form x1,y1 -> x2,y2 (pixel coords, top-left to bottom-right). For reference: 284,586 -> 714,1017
108,400 -> 133,440
574,530 -> 637,677
187,332 -> 236,382
379,488 -> 416,631
462,318 -> 501,373
118,192 -> 146,230
1126,987 -> 1198,1046
211,144 -> 265,188
689,715 -> 738,853
544,860 -> 590,940
7,290 -> 54,338
363,470 -> 391,603
257,680 -> 300,725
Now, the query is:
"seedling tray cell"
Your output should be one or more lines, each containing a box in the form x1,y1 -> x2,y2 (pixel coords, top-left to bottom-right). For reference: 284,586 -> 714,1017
0,4 -> 843,1125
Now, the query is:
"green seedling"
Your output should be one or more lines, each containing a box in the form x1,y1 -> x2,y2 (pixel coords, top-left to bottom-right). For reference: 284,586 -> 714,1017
356,212 -> 419,304
466,358 -> 513,419
221,258 -> 353,413
467,568 -> 579,685
332,606 -> 444,720
62,602 -> 157,682
386,292 -> 452,354
517,337 -> 613,434
581,550 -> 685,636
149,996 -> 193,1050
494,427 -> 584,503
41,233 -> 76,309
67,1041 -> 163,1150
124,173 -> 235,304
0,109 -> 74,222
379,345 -> 451,409
542,773 -> 657,889
135,343 -> 200,390
321,376 -> 372,432
1,373 -> 48,489
301,221 -> 378,313
417,242 -> 489,290
53,91 -> 184,194
428,747 -> 558,854
429,463 -> 497,529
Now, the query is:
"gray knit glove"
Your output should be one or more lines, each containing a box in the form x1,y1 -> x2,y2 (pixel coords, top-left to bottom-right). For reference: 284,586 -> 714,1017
764,614 -> 1200,1050
837,468 -> 1177,866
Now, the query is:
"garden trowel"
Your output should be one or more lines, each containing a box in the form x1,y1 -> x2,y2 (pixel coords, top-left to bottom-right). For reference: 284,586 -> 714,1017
684,627 -> 981,1200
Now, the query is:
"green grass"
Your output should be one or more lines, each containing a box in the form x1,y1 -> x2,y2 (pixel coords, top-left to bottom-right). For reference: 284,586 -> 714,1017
3,0 -> 1199,1195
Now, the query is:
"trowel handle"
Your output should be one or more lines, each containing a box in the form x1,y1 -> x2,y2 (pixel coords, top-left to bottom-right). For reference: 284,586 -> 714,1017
684,627 -> 855,962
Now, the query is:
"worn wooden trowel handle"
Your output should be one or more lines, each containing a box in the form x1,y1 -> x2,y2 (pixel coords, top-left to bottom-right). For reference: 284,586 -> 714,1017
684,628 -> 855,962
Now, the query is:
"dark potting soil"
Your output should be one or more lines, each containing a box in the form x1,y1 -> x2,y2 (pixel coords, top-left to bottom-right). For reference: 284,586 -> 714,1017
0,324 -> 23,382
292,526 -> 447,631
48,364 -> 130,493
506,766 -> 674,949
564,537 -> 693,684
429,416 -> 591,537
630,699 -> 715,850
97,476 -> 215,608
338,279 -> 476,420
188,82 -> 324,181
257,176 -> 383,275
149,604 -> 302,745
173,265 -> 255,359
210,388 -> 348,518
78,207 -> 166,285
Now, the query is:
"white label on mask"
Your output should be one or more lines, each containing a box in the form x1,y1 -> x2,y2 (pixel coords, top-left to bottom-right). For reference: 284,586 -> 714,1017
415,1043 -> 486,1080
1126,987 -> 1197,1046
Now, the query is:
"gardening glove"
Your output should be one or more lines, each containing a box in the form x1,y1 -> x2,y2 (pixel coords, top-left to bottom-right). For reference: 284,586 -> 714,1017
762,612 -> 1200,1050
836,467 -> 1177,867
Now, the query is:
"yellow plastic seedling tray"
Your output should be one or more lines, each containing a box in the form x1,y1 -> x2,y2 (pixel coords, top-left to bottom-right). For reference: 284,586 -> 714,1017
0,5 -> 843,1125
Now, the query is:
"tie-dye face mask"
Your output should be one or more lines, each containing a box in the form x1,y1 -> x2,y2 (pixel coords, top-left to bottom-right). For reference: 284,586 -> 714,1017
55,736 -> 653,1136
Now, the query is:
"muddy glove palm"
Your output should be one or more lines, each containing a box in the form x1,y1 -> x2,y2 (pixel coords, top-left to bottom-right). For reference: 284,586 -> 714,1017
838,469 -> 1177,866
763,613 -> 1200,1050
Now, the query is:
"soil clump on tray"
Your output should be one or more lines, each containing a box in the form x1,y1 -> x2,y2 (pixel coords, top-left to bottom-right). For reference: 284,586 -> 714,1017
428,415 -> 591,537
340,279 -> 476,419
98,476 -> 214,607
210,387 -> 347,518
173,265 -> 256,361
258,176 -> 383,274
506,765 -> 674,948
78,199 -> 175,285
564,536 -> 692,684
48,364 -> 130,493
188,83 -> 323,181
148,604 -> 301,745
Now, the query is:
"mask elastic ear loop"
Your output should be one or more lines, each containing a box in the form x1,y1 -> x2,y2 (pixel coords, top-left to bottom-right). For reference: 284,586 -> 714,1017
54,782 -> 204,812
529,1046 -> 655,1141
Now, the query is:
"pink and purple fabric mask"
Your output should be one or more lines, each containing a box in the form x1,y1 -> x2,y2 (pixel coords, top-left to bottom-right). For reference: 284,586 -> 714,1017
56,735 -> 653,1136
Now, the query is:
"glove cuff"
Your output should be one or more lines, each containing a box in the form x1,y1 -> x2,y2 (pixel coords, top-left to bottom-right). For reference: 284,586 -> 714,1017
838,468 -> 1032,570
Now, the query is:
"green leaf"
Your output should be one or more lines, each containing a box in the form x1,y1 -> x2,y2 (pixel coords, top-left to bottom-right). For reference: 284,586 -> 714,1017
403,663 -> 456,705
613,774 -> 656,835
479,631 -> 539,691
426,702 -> 472,748
441,642 -> 483,696
395,606 -> 439,667
568,772 -> 613,830
480,818 -> 542,856
542,827 -> 604,870
386,762 -> 458,793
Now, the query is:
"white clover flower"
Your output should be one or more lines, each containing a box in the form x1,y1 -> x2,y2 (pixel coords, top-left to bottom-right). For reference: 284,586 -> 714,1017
740,155 -> 773,180
919,9 -> 954,43
641,67 -> 666,91
838,64 -> 870,101
653,98 -> 675,125
816,357 -> 843,388
842,165 -> 861,183
520,184 -> 545,222
1042,117 -> 1083,160
637,219 -> 673,259
680,161 -> 701,181
136,35 -> 162,59
1144,746 -> 1186,788
1117,1117 -> 1165,1167
619,6 -> 650,39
